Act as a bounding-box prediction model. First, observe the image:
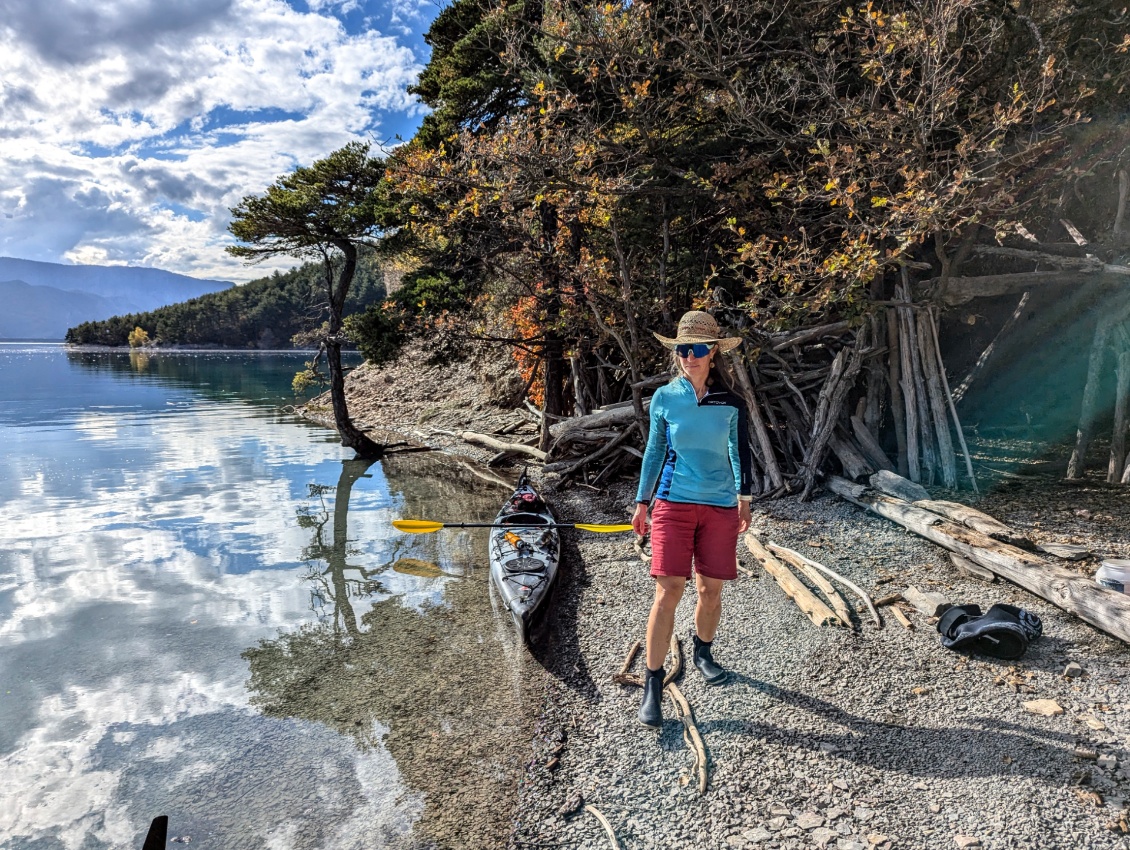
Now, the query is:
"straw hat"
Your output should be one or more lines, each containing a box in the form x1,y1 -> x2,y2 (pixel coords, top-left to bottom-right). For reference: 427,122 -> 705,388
653,311 -> 742,353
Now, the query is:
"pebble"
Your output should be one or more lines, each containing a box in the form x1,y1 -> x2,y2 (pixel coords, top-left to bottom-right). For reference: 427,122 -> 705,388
1065,662 -> 1085,678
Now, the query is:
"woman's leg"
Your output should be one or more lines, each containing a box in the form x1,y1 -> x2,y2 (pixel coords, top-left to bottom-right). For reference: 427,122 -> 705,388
692,573 -> 728,684
694,574 -> 725,641
645,575 -> 686,670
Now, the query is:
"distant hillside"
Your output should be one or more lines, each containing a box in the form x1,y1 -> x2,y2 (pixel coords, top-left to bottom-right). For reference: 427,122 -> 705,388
0,256 -> 231,340
66,255 -> 387,348
0,280 -> 120,340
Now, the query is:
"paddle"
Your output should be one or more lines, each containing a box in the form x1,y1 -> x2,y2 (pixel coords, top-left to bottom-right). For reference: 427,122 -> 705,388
393,519 -> 633,534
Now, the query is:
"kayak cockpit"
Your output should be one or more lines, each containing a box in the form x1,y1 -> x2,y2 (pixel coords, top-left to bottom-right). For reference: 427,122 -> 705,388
498,512 -> 549,525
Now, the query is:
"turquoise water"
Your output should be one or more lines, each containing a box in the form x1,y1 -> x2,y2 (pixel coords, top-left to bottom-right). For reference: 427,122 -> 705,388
0,345 -> 531,849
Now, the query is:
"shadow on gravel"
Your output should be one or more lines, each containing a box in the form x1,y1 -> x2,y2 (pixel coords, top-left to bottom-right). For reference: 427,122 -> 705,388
525,529 -> 600,702
699,674 -> 1128,782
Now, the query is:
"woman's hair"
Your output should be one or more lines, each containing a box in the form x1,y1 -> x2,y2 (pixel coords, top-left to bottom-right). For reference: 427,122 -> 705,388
669,347 -> 734,391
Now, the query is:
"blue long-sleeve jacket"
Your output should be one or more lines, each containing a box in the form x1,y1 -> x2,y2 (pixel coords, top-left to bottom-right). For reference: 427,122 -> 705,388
635,377 -> 753,507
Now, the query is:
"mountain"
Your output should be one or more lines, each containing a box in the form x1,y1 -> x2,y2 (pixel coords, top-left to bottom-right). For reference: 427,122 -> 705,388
0,280 -> 121,340
0,257 -> 232,340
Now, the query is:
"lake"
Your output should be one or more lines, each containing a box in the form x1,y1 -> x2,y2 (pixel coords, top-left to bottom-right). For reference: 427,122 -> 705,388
0,344 -> 540,849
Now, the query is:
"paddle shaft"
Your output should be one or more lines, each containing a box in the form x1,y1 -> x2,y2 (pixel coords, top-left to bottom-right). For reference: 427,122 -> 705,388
393,519 -> 633,534
418,522 -> 608,529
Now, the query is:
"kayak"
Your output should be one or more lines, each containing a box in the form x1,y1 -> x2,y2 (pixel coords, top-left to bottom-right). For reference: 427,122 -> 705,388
488,475 -> 560,643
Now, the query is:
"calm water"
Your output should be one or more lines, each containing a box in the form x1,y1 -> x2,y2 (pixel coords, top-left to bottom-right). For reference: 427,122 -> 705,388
0,345 -> 537,850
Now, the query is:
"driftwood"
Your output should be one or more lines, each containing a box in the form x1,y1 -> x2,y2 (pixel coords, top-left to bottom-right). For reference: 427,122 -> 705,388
826,476 -> 1130,645
890,606 -> 914,629
939,268 -> 1130,306
802,333 -> 867,498
918,310 -> 958,488
458,431 -> 548,462
912,499 -> 1031,547
870,470 -> 929,502
744,534 -> 840,627
767,543 -> 855,629
613,636 -> 705,793
667,682 -> 709,794
925,308 -> 976,492
1067,318 -> 1113,479
770,541 -> 883,629
953,291 -> 1030,404
829,430 -> 874,480
851,415 -> 896,472
949,552 -> 998,582
584,805 -> 623,850
1110,351 -> 1130,482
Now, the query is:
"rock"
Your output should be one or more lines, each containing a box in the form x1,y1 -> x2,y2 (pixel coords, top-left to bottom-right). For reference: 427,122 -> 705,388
797,812 -> 825,830
854,807 -> 876,823
833,778 -> 850,791
811,827 -> 838,848
867,835 -> 891,847
1023,699 -> 1064,716
928,802 -> 942,814
1064,662 -> 1085,678
742,827 -> 773,844
556,792 -> 584,817
954,836 -> 982,849
837,840 -> 868,850
767,816 -> 789,831
1085,715 -> 1107,731
1098,754 -> 1118,770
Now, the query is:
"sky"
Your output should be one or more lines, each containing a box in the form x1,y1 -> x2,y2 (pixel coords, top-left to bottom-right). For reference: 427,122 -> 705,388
0,0 -> 441,282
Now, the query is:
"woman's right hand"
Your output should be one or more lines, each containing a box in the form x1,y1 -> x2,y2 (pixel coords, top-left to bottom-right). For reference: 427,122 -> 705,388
631,501 -> 650,536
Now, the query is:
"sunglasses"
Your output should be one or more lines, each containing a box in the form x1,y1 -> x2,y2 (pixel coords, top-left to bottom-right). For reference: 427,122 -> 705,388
675,343 -> 715,358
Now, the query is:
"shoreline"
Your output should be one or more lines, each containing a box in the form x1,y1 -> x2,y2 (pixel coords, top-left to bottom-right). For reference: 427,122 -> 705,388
307,351 -> 1130,850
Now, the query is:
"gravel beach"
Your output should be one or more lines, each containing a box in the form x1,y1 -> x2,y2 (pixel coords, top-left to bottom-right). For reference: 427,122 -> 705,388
307,352 -> 1130,850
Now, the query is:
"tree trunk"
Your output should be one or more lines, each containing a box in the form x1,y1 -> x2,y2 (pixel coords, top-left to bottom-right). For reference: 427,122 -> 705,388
1066,320 -> 1111,478
1109,351 -> 1130,482
917,311 -> 957,489
886,308 -> 909,478
325,247 -> 383,457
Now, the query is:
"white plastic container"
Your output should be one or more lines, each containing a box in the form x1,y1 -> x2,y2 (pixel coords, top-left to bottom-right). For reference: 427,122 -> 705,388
1095,559 -> 1130,594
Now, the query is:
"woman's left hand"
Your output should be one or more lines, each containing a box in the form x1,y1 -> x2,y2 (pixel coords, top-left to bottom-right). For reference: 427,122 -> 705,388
737,501 -> 752,534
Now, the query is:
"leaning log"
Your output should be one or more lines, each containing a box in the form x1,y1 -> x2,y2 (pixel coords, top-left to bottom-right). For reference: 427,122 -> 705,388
912,499 -> 1032,548
939,268 -> 1130,306
768,543 -> 855,628
744,534 -> 841,628
458,431 -> 548,462
826,476 -> 1130,645
548,403 -> 647,439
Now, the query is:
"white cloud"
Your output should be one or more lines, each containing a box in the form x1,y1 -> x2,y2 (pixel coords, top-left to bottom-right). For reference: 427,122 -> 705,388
0,0 -> 429,281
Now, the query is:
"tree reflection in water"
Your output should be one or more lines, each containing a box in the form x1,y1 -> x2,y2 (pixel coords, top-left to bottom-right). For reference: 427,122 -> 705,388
243,455 -> 541,850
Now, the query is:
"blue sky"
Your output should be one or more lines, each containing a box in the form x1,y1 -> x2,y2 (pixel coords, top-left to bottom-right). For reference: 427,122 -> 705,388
0,0 -> 442,282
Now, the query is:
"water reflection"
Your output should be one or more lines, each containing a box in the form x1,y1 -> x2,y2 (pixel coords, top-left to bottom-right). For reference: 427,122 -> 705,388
244,453 -> 537,850
0,346 -> 539,850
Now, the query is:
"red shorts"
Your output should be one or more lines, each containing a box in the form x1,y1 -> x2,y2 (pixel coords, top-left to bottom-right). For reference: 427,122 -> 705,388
649,499 -> 739,581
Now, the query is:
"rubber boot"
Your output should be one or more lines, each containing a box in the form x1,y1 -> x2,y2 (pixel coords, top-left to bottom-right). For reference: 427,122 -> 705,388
637,667 -> 664,729
692,634 -> 728,685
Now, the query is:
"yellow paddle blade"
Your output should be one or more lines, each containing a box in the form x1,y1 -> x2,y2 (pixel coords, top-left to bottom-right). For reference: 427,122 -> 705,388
575,523 -> 634,533
392,519 -> 445,533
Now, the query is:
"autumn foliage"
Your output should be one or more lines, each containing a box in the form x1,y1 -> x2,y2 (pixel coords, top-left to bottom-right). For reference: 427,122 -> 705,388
380,0 -> 1129,416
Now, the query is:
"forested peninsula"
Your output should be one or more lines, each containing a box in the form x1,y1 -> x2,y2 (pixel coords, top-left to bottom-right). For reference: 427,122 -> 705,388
65,252 -> 389,348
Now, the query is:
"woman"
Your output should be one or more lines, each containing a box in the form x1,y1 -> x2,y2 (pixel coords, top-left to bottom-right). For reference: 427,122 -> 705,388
631,310 -> 752,728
